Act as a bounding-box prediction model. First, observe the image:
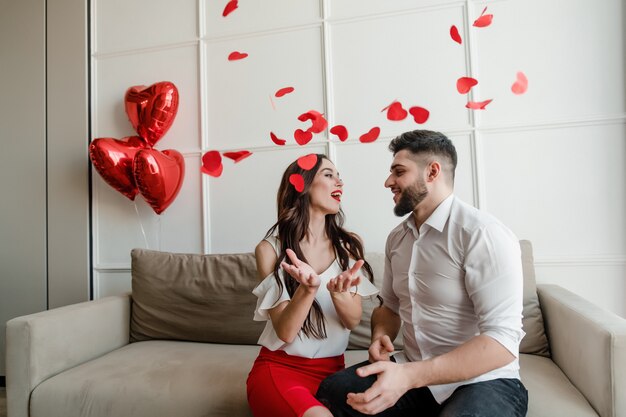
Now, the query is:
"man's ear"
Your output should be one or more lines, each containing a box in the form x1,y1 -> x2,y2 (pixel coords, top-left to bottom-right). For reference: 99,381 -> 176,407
426,161 -> 442,182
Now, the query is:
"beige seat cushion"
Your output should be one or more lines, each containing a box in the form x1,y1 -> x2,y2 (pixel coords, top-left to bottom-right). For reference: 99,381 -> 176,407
30,341 -> 259,417
519,354 -> 598,417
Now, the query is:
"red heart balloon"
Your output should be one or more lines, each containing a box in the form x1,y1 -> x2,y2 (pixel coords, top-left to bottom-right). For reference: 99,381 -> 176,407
133,149 -> 185,215
125,81 -> 179,147
89,136 -> 146,200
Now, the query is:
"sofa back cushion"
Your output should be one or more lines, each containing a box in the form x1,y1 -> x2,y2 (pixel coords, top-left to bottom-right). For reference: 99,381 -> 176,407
130,249 -> 264,345
518,240 -> 550,356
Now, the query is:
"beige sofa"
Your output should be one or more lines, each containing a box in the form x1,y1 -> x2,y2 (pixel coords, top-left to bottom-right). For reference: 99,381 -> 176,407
6,241 -> 626,417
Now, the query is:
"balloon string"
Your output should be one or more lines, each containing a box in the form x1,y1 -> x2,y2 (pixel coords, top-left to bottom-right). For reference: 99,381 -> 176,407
157,214 -> 162,251
133,200 -> 150,249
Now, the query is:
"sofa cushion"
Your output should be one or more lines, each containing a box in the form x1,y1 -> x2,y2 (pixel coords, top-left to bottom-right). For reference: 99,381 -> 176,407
519,240 -> 550,357
30,341 -> 259,417
130,249 -> 264,345
519,354 -> 598,417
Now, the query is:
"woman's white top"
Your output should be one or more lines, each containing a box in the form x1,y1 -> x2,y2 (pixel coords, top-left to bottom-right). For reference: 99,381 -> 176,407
253,237 -> 379,359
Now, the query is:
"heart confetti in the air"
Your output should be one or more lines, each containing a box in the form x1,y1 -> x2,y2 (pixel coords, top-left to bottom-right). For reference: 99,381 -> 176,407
294,129 -> 313,146
289,173 -> 305,192
383,101 -> 408,121
222,0 -> 238,17
275,87 -> 295,98
223,150 -> 252,163
359,127 -> 381,143
297,154 -> 318,171
270,132 -> 286,146
270,132 -> 287,146
511,71 -> 528,95
450,25 -> 462,44
201,150 -> 223,177
473,7 -> 493,28
408,107 -> 430,124
298,110 -> 328,134
466,99 -> 493,110
330,125 -> 348,142
228,51 -> 248,61
456,77 -> 478,94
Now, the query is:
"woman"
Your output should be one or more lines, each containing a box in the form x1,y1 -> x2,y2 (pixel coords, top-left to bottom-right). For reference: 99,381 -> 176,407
246,154 -> 378,417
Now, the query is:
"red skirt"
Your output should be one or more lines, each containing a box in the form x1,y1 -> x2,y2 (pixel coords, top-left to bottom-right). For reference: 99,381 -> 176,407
247,346 -> 345,417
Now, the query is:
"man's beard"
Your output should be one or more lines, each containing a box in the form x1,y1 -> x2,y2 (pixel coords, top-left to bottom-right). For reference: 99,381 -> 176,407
393,179 -> 428,216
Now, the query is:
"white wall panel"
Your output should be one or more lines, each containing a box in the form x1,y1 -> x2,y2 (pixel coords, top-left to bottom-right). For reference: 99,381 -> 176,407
536,263 -> 626,318
329,0 -> 459,20
207,146 -> 326,253
94,153 -> 203,266
330,7 -> 471,140
94,45 -> 200,152
205,27 -> 326,149
474,0 -> 626,127
94,270 -> 132,299
204,0 -> 321,38
94,0 -> 198,53
480,123 -> 626,258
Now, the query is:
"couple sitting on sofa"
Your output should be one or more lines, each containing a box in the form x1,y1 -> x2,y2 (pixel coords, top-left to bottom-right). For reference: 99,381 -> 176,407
247,129 -> 528,417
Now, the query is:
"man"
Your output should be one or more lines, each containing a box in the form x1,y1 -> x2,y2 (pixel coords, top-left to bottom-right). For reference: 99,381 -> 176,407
317,130 -> 528,417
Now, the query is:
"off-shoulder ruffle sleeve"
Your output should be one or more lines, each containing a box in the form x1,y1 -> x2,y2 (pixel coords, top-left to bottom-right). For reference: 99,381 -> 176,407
252,272 -> 291,321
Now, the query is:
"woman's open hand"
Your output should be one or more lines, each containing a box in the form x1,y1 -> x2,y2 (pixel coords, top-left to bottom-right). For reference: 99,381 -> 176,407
280,248 -> 320,290
327,259 -> 364,293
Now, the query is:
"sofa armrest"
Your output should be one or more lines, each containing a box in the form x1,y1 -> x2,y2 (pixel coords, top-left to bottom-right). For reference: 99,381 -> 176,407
6,293 -> 131,417
538,284 -> 626,417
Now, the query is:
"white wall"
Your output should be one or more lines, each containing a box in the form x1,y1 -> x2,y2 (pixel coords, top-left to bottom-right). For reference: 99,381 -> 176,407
91,0 -> 626,317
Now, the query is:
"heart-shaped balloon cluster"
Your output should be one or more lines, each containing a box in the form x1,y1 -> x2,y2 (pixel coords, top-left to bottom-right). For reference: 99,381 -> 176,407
89,81 -> 185,215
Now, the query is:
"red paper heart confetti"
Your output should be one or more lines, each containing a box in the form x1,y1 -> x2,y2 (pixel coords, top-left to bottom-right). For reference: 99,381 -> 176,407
201,150 -> 223,177
297,154 -> 318,171
289,174 -> 305,192
511,71 -> 528,95
270,132 -> 286,146
408,106 -> 430,124
294,129 -> 313,146
228,51 -> 248,61
383,101 -> 408,121
275,87 -> 295,97
330,125 -> 348,142
298,110 -> 328,134
466,99 -> 493,110
473,7 -> 493,28
222,0 -> 238,17
450,25 -> 462,44
223,150 -> 252,163
456,77 -> 478,94
359,127 -> 381,143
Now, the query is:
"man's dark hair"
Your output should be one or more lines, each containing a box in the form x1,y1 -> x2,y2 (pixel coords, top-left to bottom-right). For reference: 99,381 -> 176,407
389,130 -> 458,182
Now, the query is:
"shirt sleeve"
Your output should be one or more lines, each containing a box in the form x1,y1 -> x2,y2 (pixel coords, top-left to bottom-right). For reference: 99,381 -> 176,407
464,222 -> 525,356
252,271 -> 290,321
380,233 -> 400,314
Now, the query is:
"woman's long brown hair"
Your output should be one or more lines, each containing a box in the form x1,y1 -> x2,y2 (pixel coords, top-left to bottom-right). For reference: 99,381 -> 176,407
264,154 -> 374,339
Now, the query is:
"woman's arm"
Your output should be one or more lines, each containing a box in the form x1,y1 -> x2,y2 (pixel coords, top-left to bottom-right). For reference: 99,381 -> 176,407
255,243 -> 320,344
328,260 -> 365,330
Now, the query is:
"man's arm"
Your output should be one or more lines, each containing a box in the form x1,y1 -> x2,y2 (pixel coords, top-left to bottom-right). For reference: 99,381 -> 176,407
368,305 -> 401,362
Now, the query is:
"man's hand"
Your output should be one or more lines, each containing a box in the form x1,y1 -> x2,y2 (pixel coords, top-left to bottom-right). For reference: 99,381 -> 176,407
347,361 -> 413,415
368,335 -> 395,362
281,248 -> 320,290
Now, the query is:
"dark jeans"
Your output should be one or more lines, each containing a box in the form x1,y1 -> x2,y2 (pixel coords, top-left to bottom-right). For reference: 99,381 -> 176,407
316,360 -> 528,417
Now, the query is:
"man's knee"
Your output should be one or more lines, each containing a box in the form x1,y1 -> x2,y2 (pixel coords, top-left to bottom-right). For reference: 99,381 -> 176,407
317,361 -> 371,408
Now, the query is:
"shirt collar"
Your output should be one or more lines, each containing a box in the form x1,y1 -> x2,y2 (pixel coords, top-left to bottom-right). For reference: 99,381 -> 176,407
405,194 -> 455,236
424,193 -> 455,232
